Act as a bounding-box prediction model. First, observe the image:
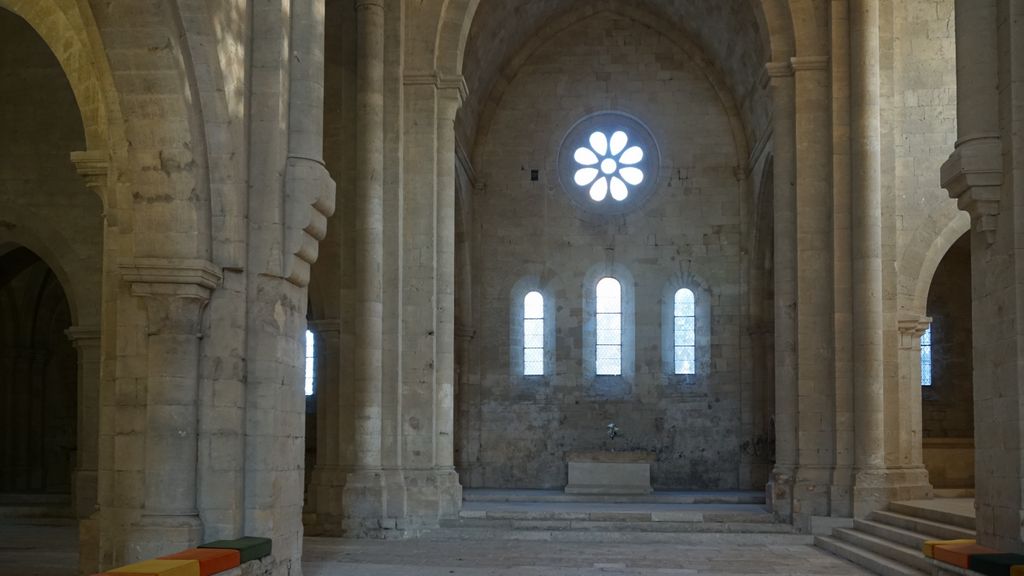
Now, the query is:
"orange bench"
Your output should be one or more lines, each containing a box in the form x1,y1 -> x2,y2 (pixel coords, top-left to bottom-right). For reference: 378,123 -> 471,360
934,541 -> 1000,569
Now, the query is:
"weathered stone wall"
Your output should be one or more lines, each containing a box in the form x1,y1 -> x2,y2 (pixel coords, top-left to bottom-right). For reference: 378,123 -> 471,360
461,12 -> 754,491
924,232 -> 973,439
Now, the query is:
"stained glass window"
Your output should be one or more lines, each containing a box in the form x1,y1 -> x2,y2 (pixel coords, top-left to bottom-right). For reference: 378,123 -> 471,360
596,278 -> 622,376
524,291 -> 544,376
674,289 -> 696,375
921,325 -> 932,387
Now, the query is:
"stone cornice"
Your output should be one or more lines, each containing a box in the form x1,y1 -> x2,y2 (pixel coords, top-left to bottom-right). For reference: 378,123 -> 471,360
765,61 -> 794,79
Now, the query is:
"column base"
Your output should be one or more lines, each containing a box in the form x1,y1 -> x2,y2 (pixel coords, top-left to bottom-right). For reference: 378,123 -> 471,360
767,467 -> 794,522
307,466 -> 347,535
853,467 -> 933,517
793,466 -> 833,531
342,469 -> 387,536
125,513 -> 202,561
342,467 -> 462,537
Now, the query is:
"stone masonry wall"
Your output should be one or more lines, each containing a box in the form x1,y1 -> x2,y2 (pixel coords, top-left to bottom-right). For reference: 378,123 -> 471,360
460,12 -> 753,490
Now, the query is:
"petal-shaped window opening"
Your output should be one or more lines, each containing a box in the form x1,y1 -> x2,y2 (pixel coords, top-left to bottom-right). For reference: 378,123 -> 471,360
620,167 -> 644,186
575,167 -> 599,186
609,131 -> 629,156
609,176 -> 629,201
619,146 -> 643,165
590,177 -> 609,201
575,147 -> 598,166
589,131 -> 608,156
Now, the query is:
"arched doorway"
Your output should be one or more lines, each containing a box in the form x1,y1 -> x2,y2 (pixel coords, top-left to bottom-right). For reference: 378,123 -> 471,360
0,247 -> 77,501
922,232 -> 974,494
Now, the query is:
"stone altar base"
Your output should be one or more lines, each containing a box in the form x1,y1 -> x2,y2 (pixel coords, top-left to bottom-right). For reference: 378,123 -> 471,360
565,451 -> 655,495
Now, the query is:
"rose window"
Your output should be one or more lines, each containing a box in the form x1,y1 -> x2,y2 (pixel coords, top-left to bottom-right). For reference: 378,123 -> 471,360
573,131 -> 645,202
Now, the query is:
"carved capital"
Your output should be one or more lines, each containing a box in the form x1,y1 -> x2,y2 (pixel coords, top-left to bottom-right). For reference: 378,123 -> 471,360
897,313 -> 932,348
121,258 -> 222,335
941,136 -> 1002,245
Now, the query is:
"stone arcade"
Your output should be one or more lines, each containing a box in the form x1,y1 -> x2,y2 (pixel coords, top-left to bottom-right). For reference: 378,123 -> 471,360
0,0 -> 1016,574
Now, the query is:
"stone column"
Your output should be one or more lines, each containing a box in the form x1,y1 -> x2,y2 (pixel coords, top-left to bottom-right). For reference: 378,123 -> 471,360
121,261 -> 220,559
765,60 -> 797,522
849,0 -> 889,516
343,0 -> 387,531
790,54 -> 834,528
66,326 -> 101,519
308,319 -> 342,533
941,0 -> 1014,552
432,82 -> 464,517
896,315 -> 932,481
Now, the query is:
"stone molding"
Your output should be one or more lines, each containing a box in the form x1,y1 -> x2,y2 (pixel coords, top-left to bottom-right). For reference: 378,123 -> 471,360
308,319 -> 341,335
65,325 -> 101,346
897,313 -> 932,348
941,136 -> 1003,245
789,56 -> 830,71
765,61 -> 794,79
120,258 -> 222,291
403,71 -> 469,102
69,150 -> 109,196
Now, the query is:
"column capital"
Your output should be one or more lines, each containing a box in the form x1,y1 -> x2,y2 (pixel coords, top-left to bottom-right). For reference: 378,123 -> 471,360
898,313 -> 932,347
355,0 -> 384,9
121,258 -> 222,335
941,136 -> 1002,245
790,56 -> 830,71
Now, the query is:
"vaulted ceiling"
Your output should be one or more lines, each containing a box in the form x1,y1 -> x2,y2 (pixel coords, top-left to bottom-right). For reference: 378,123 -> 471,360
458,0 -> 771,163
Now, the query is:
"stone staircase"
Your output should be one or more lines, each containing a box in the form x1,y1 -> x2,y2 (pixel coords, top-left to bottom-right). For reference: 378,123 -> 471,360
816,500 -> 976,575
425,490 -> 811,545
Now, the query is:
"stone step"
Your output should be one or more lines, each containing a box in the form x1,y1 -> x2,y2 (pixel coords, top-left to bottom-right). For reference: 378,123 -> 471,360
853,518 -> 934,550
888,501 -> 975,531
428,526 -> 813,545
870,510 -> 975,540
816,536 -> 926,576
833,528 -> 933,572
462,489 -> 766,505
458,508 -> 776,524
442,517 -> 794,533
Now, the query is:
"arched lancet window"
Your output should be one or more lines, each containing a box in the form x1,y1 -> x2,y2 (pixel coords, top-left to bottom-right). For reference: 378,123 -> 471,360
595,277 -> 622,376
305,329 -> 315,395
920,325 -> 932,387
674,288 -> 696,375
523,291 -> 545,376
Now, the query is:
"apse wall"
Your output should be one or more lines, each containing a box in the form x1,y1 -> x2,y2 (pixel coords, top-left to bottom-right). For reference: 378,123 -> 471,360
460,11 -> 753,490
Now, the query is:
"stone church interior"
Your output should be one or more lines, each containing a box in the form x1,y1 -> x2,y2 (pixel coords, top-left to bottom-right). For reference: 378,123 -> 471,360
0,0 -> 1014,574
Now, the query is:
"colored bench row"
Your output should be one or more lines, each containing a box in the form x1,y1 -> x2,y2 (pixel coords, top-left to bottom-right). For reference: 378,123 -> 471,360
924,539 -> 1024,576
93,537 -> 272,576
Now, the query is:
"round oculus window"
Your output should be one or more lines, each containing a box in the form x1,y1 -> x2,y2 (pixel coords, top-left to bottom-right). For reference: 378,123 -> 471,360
558,112 -> 659,214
